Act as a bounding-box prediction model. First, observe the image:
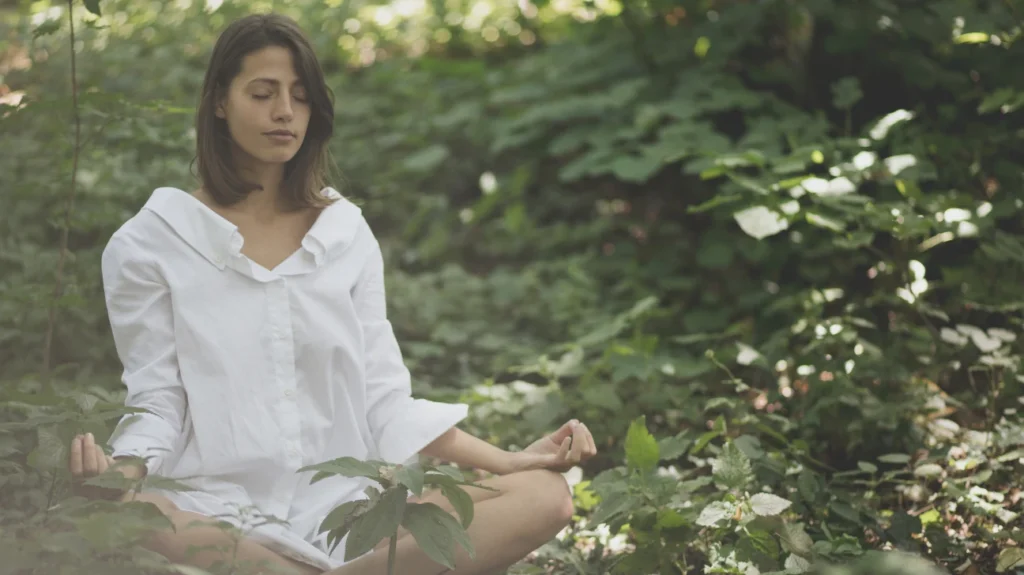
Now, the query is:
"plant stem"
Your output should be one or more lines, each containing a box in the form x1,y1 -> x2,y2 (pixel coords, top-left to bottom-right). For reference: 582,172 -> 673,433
387,534 -> 397,575
43,0 -> 83,383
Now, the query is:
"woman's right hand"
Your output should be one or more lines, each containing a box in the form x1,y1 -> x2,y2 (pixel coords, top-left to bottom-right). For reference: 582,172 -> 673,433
68,433 -> 139,500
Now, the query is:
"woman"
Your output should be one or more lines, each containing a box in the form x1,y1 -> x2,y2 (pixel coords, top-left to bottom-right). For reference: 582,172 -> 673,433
68,13 -> 596,575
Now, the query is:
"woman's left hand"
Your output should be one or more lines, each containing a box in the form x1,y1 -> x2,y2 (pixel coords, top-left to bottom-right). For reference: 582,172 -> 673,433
504,419 -> 598,474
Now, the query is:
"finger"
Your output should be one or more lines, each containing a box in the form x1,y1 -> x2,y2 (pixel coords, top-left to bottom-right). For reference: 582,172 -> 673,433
95,445 -> 109,474
579,423 -> 597,457
569,426 -> 585,462
549,420 -> 578,444
585,424 -> 597,456
557,436 -> 572,461
83,433 -> 98,476
69,435 -> 83,477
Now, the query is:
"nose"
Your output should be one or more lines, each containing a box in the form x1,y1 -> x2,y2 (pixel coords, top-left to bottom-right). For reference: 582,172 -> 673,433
272,93 -> 294,122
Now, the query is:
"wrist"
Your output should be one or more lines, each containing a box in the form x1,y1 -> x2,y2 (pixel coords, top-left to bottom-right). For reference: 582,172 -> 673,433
497,450 -> 525,476
112,457 -> 147,481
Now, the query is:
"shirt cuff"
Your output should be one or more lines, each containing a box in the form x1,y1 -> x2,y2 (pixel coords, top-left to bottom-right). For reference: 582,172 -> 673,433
375,399 -> 469,464
110,441 -> 166,477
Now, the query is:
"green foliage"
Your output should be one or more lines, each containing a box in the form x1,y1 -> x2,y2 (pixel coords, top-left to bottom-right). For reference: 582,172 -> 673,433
299,457 -> 487,568
3,0 -> 1024,573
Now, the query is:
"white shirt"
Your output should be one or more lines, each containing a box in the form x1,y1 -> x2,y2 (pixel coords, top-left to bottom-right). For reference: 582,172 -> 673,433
103,187 -> 467,570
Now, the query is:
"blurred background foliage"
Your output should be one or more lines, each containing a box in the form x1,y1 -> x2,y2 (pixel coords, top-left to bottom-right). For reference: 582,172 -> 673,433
2,0 -> 1024,573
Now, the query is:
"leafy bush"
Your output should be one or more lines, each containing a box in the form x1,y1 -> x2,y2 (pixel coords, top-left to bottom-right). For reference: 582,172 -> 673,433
2,0 -> 1024,573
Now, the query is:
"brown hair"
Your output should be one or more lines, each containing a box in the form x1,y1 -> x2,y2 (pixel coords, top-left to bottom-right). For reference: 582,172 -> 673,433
193,13 -> 335,209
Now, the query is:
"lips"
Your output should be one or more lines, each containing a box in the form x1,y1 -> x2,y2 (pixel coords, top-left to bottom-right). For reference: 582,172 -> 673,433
264,130 -> 295,137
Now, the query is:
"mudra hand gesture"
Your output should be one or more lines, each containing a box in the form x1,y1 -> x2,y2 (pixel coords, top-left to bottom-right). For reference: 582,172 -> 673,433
509,419 -> 598,473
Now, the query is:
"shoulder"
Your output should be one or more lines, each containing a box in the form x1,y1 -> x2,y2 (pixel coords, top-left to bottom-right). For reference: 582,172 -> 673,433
101,188 -> 184,269
318,188 -> 379,256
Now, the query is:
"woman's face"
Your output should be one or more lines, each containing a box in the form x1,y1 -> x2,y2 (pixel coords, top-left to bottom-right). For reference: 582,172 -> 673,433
216,45 -> 311,170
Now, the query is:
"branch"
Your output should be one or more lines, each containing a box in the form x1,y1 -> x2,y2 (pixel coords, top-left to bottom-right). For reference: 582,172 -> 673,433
42,0 -> 82,380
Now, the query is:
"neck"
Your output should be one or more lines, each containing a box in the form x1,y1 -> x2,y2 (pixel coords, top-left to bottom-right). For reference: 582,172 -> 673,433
232,150 -> 292,217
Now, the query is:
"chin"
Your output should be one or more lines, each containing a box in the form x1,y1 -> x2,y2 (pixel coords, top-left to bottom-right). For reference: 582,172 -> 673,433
258,150 -> 300,164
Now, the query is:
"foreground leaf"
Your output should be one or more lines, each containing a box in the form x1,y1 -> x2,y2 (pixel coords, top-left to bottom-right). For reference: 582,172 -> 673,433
402,503 -> 474,569
344,487 -> 407,561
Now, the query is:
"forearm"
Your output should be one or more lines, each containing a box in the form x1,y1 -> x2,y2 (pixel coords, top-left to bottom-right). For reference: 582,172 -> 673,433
421,427 -> 515,475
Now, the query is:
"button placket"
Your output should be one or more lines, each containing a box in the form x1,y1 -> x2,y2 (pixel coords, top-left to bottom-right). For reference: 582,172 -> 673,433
268,278 -> 303,467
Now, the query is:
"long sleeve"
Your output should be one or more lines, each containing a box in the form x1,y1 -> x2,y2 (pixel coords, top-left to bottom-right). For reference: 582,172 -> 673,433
352,229 -> 467,464
102,234 -> 186,475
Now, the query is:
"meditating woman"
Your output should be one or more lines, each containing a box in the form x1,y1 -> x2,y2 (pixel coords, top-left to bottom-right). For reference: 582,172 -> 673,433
68,12 -> 596,575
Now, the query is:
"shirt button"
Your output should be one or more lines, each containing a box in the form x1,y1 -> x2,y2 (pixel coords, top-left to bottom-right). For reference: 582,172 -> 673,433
284,389 -> 295,398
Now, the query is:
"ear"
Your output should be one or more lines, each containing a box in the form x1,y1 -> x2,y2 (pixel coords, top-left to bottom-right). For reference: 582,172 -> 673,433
215,104 -> 226,119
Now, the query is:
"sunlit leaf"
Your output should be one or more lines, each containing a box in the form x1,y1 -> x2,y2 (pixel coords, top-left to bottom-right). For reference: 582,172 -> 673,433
696,501 -> 735,527
997,548 -> 1024,573
625,417 -> 659,472
750,493 -> 792,516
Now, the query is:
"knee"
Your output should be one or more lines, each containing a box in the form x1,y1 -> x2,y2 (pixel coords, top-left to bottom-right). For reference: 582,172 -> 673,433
527,469 -> 575,528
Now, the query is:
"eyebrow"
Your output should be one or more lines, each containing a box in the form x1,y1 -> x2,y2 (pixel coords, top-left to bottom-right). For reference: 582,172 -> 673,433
246,78 -> 305,87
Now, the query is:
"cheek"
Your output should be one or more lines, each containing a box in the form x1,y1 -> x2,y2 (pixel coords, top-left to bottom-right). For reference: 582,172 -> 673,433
225,103 -> 261,135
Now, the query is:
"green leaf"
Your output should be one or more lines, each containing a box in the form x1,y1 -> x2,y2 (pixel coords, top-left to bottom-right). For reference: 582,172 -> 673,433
402,145 -> 450,172
887,511 -> 922,542
829,501 -> 861,523
344,486 -> 407,561
831,77 -> 863,110
84,0 -> 102,16
785,554 -> 812,573
712,442 -> 753,491
29,425 -> 65,471
696,501 -> 735,527
878,453 -> 911,464
589,490 -> 636,525
440,483 -> 474,528
692,430 -> 722,455
610,153 -> 663,183
33,19 -> 62,38
726,172 -> 771,195
997,547 -> 1024,572
779,522 -> 813,556
750,493 -> 792,516
913,463 -> 943,478
857,461 -> 877,473
581,383 -> 623,411
625,417 -> 659,472
656,508 -> 687,529
401,503 -> 474,569
918,509 -> 941,526
396,465 -> 425,497
300,457 -> 384,484
806,212 -> 845,232
428,465 -> 466,481
658,432 -> 691,461
319,500 -> 370,535
797,470 -> 820,504
979,88 -> 1019,114
733,435 -> 764,460
743,528 -> 781,560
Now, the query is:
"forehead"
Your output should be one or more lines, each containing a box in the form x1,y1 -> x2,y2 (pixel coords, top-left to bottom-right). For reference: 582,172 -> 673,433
236,45 -> 302,84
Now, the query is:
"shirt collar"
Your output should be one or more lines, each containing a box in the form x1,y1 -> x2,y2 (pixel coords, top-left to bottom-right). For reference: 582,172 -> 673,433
143,187 -> 363,270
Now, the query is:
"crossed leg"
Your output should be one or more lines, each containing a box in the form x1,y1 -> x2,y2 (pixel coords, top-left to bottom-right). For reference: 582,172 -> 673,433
125,468 -> 572,575
125,492 -> 321,575
337,469 -> 574,575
